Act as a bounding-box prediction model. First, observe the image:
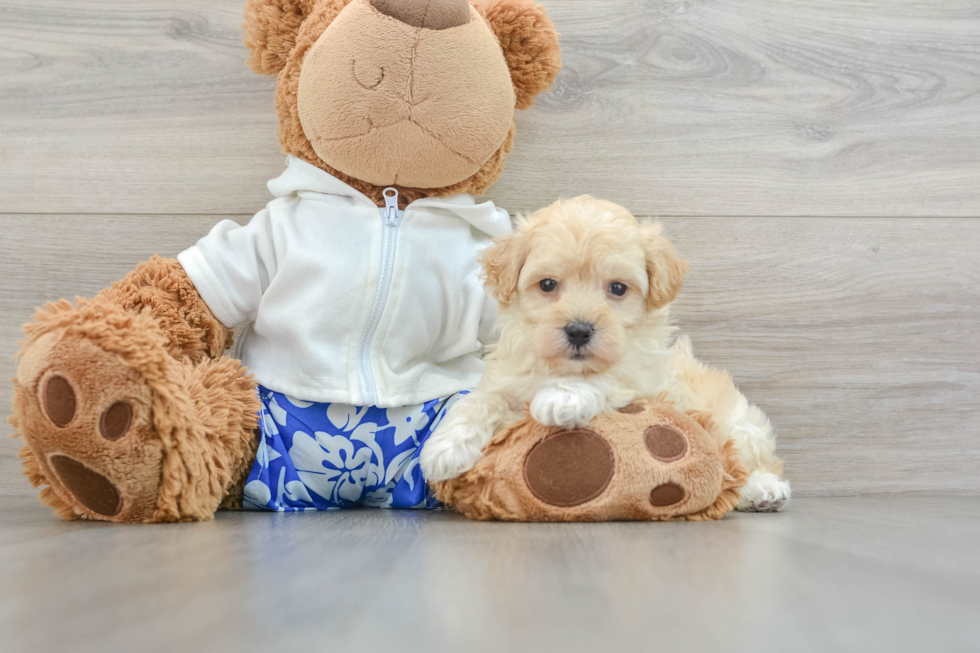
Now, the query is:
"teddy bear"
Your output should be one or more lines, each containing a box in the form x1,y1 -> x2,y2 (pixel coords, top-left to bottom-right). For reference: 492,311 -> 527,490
10,0 -> 562,522
435,398 -> 748,521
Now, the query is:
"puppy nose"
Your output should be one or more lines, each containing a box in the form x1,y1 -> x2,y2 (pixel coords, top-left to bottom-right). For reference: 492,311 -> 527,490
564,321 -> 595,348
370,0 -> 471,30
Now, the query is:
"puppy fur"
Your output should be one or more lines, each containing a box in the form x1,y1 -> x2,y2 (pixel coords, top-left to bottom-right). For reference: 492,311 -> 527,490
420,196 -> 790,511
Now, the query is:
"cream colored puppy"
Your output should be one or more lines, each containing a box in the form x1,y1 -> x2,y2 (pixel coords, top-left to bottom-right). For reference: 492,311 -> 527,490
420,196 -> 790,511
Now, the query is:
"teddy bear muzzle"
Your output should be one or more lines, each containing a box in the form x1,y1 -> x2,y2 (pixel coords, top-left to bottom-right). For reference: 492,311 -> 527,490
296,0 -> 516,189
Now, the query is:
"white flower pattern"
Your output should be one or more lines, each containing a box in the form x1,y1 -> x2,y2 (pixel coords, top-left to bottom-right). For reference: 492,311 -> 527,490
290,431 -> 373,503
242,386 -> 468,511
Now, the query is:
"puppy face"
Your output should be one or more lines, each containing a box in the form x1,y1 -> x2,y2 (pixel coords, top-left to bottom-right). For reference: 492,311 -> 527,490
483,196 -> 688,375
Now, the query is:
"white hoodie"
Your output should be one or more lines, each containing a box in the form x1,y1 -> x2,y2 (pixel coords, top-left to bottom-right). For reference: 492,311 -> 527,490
178,156 -> 512,407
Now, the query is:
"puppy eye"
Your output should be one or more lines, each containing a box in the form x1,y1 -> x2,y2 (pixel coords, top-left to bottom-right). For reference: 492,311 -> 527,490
609,282 -> 628,297
539,278 -> 558,293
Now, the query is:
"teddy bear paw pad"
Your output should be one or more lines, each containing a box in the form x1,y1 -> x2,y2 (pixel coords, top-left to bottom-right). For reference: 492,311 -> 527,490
49,455 -> 122,516
43,375 -> 76,426
616,403 -> 645,414
42,374 -> 133,442
644,425 -> 688,462
15,330 -> 169,522
99,401 -> 133,441
649,482 -> 685,507
523,429 -> 614,507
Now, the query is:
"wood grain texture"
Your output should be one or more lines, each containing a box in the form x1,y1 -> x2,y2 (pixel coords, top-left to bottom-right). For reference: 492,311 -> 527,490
1,0 -> 979,216
1,496 -> 979,653
2,214 -> 978,498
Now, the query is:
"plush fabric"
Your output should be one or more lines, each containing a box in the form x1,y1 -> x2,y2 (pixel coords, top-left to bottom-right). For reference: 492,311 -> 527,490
435,399 -> 748,522
12,262 -> 259,523
243,0 -> 331,75
297,1 -> 515,188
270,0 -> 559,204
98,255 -> 234,361
477,0 -> 562,110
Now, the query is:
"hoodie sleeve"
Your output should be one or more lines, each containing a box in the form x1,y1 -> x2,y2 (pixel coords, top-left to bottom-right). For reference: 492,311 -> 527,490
177,207 -> 278,328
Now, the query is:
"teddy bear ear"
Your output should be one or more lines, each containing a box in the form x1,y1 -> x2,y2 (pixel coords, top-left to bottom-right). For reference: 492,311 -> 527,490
479,0 -> 562,110
243,0 -> 323,75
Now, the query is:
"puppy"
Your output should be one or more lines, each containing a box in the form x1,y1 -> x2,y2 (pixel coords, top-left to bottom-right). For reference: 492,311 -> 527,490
420,196 -> 790,511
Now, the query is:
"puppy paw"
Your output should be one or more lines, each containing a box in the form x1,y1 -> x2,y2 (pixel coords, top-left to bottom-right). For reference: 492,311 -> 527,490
421,423 -> 488,482
736,471 -> 791,512
530,383 -> 604,428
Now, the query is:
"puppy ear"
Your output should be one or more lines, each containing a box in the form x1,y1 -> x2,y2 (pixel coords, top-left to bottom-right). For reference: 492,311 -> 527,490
481,225 -> 530,306
479,0 -> 562,110
640,222 -> 689,309
244,0 -> 341,75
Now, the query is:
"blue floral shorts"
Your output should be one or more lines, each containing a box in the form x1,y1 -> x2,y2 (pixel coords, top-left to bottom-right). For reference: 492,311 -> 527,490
242,386 -> 468,511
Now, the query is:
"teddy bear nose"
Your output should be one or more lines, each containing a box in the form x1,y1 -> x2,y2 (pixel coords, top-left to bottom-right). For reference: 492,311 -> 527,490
370,0 -> 471,30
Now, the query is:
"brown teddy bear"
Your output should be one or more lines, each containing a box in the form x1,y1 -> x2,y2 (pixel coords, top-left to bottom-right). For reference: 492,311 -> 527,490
11,0 -> 562,522
435,399 -> 748,521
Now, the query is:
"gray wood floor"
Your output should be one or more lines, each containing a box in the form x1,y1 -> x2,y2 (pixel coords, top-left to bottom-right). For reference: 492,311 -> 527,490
1,1 -> 980,651
1,496 -> 979,653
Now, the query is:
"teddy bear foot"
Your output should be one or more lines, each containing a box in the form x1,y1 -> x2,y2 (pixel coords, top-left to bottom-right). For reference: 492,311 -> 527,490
14,314 -> 169,521
435,400 -> 750,522
12,299 -> 259,523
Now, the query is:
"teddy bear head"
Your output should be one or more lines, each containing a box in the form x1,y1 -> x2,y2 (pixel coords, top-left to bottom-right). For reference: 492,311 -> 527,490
244,0 -> 562,204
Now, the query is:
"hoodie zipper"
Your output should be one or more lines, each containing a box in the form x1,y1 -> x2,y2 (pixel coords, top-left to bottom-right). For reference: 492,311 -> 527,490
357,187 -> 404,406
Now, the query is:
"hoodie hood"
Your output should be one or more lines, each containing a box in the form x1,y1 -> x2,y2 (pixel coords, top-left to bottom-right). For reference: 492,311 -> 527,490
268,155 -> 512,238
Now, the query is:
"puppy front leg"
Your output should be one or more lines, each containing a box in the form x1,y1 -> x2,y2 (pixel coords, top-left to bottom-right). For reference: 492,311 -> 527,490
530,379 -> 628,428
421,391 -> 513,482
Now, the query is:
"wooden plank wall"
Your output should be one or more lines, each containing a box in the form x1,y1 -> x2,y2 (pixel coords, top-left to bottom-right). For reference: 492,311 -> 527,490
1,0 -> 978,498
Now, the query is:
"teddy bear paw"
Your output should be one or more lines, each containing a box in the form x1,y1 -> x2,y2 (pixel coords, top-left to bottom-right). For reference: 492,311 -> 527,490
443,401 -> 748,521
13,302 -> 178,522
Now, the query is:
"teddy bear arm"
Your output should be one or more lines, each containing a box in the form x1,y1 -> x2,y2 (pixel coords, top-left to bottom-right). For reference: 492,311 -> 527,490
96,255 -> 233,362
